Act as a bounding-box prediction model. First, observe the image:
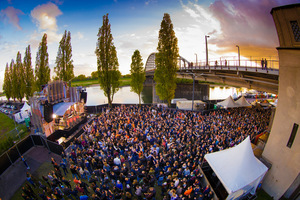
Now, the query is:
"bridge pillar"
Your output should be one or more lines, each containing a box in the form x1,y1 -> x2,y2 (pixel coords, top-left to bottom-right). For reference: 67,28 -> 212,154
262,4 -> 300,200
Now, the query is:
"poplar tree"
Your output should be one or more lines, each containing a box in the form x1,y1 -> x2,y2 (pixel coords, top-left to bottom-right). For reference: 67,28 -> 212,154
15,51 -> 25,102
95,13 -> 121,107
154,13 -> 179,107
24,45 -> 34,100
54,30 -> 74,81
11,59 -> 17,101
130,50 -> 145,106
35,33 -> 50,91
3,63 -> 12,101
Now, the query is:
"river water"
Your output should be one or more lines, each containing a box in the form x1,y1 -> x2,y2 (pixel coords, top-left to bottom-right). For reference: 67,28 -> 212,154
85,85 -> 244,106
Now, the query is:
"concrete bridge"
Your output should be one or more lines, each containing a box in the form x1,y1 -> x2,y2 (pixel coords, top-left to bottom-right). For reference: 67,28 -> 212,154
145,53 -> 279,94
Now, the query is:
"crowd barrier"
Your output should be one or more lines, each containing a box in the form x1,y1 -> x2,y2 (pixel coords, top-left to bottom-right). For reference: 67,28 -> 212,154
0,134 -> 64,175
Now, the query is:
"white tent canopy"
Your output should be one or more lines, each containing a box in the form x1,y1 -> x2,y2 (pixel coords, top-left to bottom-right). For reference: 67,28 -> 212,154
235,95 -> 252,107
217,96 -> 238,108
21,102 -> 31,112
204,137 -> 268,199
14,102 -> 31,123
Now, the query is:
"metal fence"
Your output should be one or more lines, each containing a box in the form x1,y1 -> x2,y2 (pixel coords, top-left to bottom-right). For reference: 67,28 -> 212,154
0,134 -> 64,175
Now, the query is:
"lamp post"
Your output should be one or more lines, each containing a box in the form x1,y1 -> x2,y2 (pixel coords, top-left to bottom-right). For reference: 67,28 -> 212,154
192,73 -> 195,111
205,35 -> 210,69
194,53 -> 198,68
236,45 -> 240,67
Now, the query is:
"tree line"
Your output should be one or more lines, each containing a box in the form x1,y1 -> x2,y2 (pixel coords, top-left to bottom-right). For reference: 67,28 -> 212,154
3,12 -> 178,107
3,31 -> 74,102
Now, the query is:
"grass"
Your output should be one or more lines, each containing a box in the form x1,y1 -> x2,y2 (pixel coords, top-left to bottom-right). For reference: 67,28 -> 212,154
71,77 -> 132,88
11,161 -> 56,200
0,112 -> 30,155
0,112 -> 16,133
71,79 -> 98,87
257,189 -> 273,200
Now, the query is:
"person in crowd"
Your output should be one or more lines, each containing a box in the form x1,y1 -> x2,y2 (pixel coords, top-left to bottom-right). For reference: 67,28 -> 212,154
20,105 -> 270,200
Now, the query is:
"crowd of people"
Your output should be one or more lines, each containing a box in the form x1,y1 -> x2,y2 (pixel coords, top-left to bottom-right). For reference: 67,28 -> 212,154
21,105 -> 271,200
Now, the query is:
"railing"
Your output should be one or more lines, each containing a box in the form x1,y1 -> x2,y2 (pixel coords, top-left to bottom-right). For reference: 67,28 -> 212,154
179,59 -> 279,72
0,134 -> 64,175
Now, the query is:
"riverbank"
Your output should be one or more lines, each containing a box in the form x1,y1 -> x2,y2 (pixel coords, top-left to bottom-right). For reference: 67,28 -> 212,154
71,77 -> 131,87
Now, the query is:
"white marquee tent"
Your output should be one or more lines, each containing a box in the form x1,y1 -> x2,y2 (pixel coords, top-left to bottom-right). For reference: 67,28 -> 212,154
235,95 -> 252,107
14,102 -> 31,123
204,137 -> 268,200
216,96 -> 238,108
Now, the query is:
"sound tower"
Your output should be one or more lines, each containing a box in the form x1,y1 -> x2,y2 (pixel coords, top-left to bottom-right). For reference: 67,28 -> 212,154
44,102 -> 53,123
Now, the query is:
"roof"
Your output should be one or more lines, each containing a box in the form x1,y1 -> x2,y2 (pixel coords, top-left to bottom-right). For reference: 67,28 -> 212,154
53,102 -> 75,116
217,96 -> 238,108
235,95 -> 251,107
270,3 -> 300,14
21,102 -> 31,111
204,137 -> 268,194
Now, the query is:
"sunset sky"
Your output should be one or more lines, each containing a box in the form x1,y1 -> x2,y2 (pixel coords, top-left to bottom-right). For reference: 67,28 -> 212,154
0,0 -> 299,92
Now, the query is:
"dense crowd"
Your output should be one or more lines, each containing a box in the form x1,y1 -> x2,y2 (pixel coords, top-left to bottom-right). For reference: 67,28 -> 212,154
21,105 -> 271,200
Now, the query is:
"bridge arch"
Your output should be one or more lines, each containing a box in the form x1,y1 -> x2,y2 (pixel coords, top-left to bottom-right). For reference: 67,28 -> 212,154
145,52 -> 191,72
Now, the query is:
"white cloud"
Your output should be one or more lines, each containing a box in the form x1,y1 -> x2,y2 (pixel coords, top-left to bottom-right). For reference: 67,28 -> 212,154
172,1 -> 222,62
30,2 -> 62,44
74,32 -> 84,40
31,2 -> 62,31
114,27 -> 158,75
0,6 -> 24,30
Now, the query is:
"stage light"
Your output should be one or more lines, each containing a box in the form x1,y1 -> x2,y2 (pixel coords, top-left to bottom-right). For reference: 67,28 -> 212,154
52,114 -> 57,119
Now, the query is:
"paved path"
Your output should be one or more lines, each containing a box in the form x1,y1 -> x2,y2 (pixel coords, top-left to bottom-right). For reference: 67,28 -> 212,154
0,146 -> 62,200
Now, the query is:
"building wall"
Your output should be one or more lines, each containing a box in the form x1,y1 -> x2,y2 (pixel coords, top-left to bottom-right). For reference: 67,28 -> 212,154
262,4 -> 300,200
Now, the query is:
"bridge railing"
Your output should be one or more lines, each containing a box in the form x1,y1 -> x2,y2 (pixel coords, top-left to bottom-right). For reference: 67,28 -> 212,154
179,59 -> 279,72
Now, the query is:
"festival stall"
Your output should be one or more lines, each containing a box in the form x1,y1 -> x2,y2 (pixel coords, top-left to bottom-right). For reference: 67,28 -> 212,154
13,102 -> 31,123
235,95 -> 252,107
204,137 -> 268,200
216,96 -> 238,109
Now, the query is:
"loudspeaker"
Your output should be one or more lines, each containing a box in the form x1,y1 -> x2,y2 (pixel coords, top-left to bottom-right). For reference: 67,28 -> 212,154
80,91 -> 87,104
44,104 -> 53,123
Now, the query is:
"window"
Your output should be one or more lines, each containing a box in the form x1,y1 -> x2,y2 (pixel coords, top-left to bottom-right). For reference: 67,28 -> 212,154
290,21 -> 300,42
287,123 -> 299,148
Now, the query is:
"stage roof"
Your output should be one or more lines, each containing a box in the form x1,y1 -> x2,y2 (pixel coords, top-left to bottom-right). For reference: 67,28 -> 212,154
53,102 -> 76,116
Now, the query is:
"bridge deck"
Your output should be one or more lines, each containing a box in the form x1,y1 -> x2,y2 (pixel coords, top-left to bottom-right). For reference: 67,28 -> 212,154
146,65 -> 279,94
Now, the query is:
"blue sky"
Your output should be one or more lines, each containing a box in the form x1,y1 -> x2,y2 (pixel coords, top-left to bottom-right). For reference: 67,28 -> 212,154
0,0 -> 299,92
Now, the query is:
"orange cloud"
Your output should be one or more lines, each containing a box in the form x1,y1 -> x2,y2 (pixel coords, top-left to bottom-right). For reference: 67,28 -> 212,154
207,0 -> 299,58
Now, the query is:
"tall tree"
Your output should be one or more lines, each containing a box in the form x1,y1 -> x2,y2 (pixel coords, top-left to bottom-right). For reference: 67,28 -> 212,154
24,45 -> 34,101
130,50 -> 145,106
95,13 -> 121,107
15,51 -> 25,102
154,13 -> 179,107
11,59 -> 17,101
54,30 -> 74,81
3,63 -> 12,101
35,33 -> 50,91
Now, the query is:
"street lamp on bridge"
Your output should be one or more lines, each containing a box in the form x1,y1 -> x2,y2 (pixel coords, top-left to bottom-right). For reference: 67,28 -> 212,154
205,35 -> 210,68
194,53 -> 198,67
236,45 -> 240,67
